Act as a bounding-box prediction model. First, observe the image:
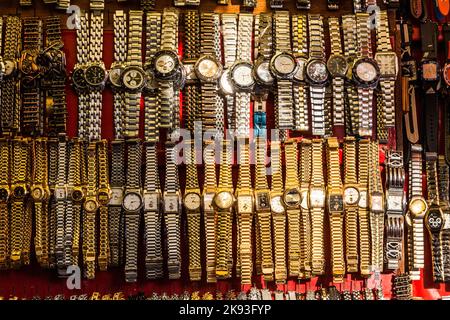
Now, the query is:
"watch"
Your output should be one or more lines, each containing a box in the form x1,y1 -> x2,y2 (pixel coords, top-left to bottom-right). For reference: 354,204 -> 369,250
1,16 -> 21,134
184,139 -> 202,281
375,10 -> 398,135
425,153 -> 445,282
141,0 -> 155,10
214,141 -> 235,279
54,135 -> 67,275
123,139 -> 143,282
83,142 -> 99,279
271,11 -> 295,133
358,139 -> 371,277
343,136 -> 359,273
283,139 -> 301,277
328,0 -> 339,9
368,140 -> 384,273
299,139 -> 312,279
327,17 -> 347,129
164,141 -> 182,279
353,13 -> 380,137
203,140 -> 217,283
270,140 -> 287,283
123,11 -> 145,139
40,17 -> 67,136
438,156 -> 450,281
309,139 -> 326,275
19,17 -> 43,136
292,14 -> 309,132
306,14 -> 329,136
85,11 -> 107,141
269,0 -> 284,8
326,137 -> 345,283
296,0 -> 311,9
235,140 -> 254,284
47,138 -> 58,268
407,144 -> 427,280
232,14 -> 253,138
254,137 -> 273,281
31,138 -> 50,269
143,142 -> 163,279
0,139 -> 10,269
242,0 -> 256,7
385,150 -> 406,271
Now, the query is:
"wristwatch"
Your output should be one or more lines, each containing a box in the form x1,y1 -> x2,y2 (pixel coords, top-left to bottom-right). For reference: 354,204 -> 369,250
292,14 -> 309,132
358,139 -> 371,277
174,0 -> 200,5
196,13 -> 223,136
123,11 -> 145,139
143,142 -> 163,279
309,139 -> 326,275
385,150 -> 406,271
254,137 -> 273,281
19,17 -> 43,136
425,153 -> 445,282
407,144 -> 427,280
235,140 -> 254,284
438,156 -> 450,281
1,16 -> 21,134
368,140 -> 384,273
242,0 -> 256,7
343,137 -> 359,273
326,137 -> 345,283
328,0 -> 339,9
296,0 -> 311,9
40,17 -> 67,136
67,139 -> 84,267
123,139 -> 143,282
299,139 -> 312,279
0,139 -> 10,269
270,140 -> 287,283
231,14 -> 254,138
85,11 -> 107,141
283,139 -> 301,277
54,135 -> 67,275
269,0 -> 284,8
327,17 -> 347,129
213,141 -> 235,279
306,14 -> 329,136
203,141 -> 217,283
184,139 -> 202,281
83,142 -> 99,279
270,11 -> 296,132
342,15 -> 359,136
220,13 -> 238,130
352,13 -> 380,137
164,141 -> 182,279
47,138 -> 58,268
375,10 -> 398,134
353,0 -> 362,12
141,0 -> 155,10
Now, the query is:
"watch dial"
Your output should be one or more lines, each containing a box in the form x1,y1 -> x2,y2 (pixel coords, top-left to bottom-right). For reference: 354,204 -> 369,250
300,190 -> 309,210
270,195 -> 285,214
197,57 -> 220,79
426,209 -> 444,232
232,63 -> 254,88
72,68 -> 87,89
387,194 -> 403,211
409,197 -> 427,217
237,195 -> 253,213
329,194 -> 344,212
184,64 -> 197,81
123,192 -> 143,211
203,193 -> 214,212
293,58 -> 307,81
85,65 -> 106,86
422,62 -> 438,81
219,70 -> 234,95
155,54 -> 176,74
309,189 -> 325,208
356,61 -> 378,82
256,61 -> 274,85
375,53 -> 397,76
3,59 -> 16,76
98,191 -> 110,205
344,187 -> 359,205
84,199 -> 98,212
358,190 -> 367,207
283,188 -> 301,208
184,193 -> 201,211
32,188 -> 43,200
256,192 -> 270,211
371,194 -> 384,212
307,60 -> 329,84
0,188 -> 8,202
214,191 -> 234,210
122,67 -> 145,90
327,55 -> 348,77
14,186 -> 25,198
273,53 -> 296,76
71,190 -> 84,202
109,66 -> 123,87
444,63 -> 450,86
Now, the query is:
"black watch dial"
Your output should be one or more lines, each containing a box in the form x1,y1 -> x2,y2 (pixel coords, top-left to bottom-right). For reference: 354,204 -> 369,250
306,59 -> 329,85
0,188 -> 9,202
327,54 -> 348,77
426,208 -> 444,233
72,67 -> 88,90
143,63 -> 158,93
85,63 -> 107,87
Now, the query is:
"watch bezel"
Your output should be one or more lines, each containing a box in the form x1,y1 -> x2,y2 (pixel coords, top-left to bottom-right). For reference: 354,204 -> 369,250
237,194 -> 254,214
254,191 -> 271,212
370,191 -> 385,213
173,63 -> 187,91
0,187 -> 10,202
327,54 -> 349,78
230,60 -> 255,92
213,191 -> 235,210
122,191 -> 144,212
328,193 -> 344,214
269,51 -> 298,80
151,50 -> 181,81
31,186 -> 47,201
3,58 -> 16,77
120,65 -> 147,92
71,65 -> 88,91
194,54 -> 223,83
343,186 -> 360,206
305,58 -> 330,85
84,198 -> 99,212
183,192 -> 202,211
352,57 -> 381,88
408,196 -> 428,218
309,188 -> 326,208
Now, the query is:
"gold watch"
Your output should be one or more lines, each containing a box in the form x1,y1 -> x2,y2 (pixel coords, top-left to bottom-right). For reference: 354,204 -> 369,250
299,139 -> 312,279
358,139 -> 371,277
97,140 -> 111,271
0,138 -> 11,269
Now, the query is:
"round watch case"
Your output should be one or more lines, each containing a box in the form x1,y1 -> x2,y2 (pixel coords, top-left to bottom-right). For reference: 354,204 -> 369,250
327,54 -> 348,78
173,63 -> 187,91
425,207 -> 444,233
194,55 -> 223,83
0,188 -> 9,202
3,58 -> 17,77
252,57 -> 274,86
84,198 -> 99,212
213,191 -> 235,210
351,57 -> 381,88
306,59 -> 329,85
269,51 -> 298,80
143,63 -> 159,93
184,192 -> 201,211
108,62 -> 126,88
444,62 -> 450,87
151,50 -> 181,81
230,60 -> 255,92
71,65 -> 88,91
283,188 -> 301,208
31,186 -> 48,201
408,196 -> 428,218
84,62 -> 108,89
122,191 -> 144,212
219,69 -> 235,96
120,65 -> 147,92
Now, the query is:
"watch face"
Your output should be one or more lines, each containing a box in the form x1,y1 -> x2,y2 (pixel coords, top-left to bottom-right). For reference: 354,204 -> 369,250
32,187 -> 44,201
254,60 -> 274,86
164,194 -> 180,213
122,192 -> 143,212
3,59 -> 16,76
54,188 -> 66,200
344,187 -> 359,205
184,192 -> 201,211
300,190 -> 309,210
270,52 -> 297,79
409,197 -> 428,217
270,195 -> 285,214
370,193 -> 384,212
203,193 -> 215,212
358,190 -> 368,208
72,67 -> 87,90
327,54 -> 348,77
144,193 -> 159,211
121,66 -> 146,91
194,55 -> 222,82
108,65 -> 124,88
231,61 -> 254,90
219,69 -> 234,96
309,188 -> 325,208
71,189 -> 84,202
152,50 -> 180,80
328,194 -> 344,212
306,59 -> 329,84
97,190 -> 111,205
293,58 -> 307,82
387,194 -> 403,212
421,61 -> 439,81
375,52 -> 398,77
214,191 -> 234,210
237,195 -> 253,213
283,188 -> 301,208
255,192 -> 270,211
0,188 -> 9,202
426,208 -> 444,233
353,58 -> 380,87
85,64 -> 107,87
84,199 -> 98,212
444,63 -> 450,87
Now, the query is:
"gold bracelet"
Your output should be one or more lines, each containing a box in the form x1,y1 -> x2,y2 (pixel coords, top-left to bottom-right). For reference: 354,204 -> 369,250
97,140 -> 111,271
0,138 -> 11,269
299,139 -> 312,279
358,139 -> 371,277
